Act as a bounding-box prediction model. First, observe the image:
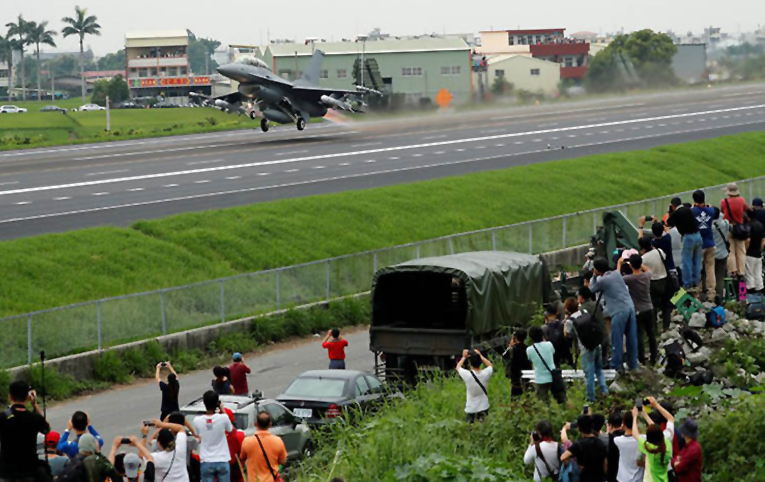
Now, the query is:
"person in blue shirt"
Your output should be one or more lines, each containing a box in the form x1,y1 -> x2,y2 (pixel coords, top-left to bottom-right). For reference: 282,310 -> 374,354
526,326 -> 566,404
691,190 -> 719,301
57,410 -> 104,458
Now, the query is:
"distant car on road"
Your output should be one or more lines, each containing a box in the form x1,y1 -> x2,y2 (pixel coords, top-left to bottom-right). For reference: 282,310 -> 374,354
180,393 -> 313,461
115,101 -> 142,109
40,105 -> 68,113
277,370 -> 403,425
154,102 -> 181,109
74,103 -> 106,112
0,105 -> 28,114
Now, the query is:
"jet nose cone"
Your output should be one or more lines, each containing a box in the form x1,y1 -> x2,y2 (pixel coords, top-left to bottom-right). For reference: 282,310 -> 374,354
217,63 -> 237,77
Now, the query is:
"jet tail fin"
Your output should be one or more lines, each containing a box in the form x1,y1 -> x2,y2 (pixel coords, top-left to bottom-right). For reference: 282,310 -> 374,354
295,49 -> 326,86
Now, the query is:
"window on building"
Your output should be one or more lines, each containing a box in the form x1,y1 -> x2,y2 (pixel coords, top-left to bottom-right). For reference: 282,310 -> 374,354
440,66 -> 450,75
527,35 -> 533,44
564,57 -> 574,67
413,67 -> 422,76
337,69 -> 347,78
508,34 -> 515,45
536,35 -> 542,44
169,67 -> 178,77
320,70 -> 329,79
180,67 -> 188,76
0,70 -> 8,78
150,67 -> 157,77
530,68 -> 540,76
495,69 -> 505,77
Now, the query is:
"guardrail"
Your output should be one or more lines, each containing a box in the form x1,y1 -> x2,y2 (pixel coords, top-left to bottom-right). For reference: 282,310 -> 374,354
2,176 -> 764,369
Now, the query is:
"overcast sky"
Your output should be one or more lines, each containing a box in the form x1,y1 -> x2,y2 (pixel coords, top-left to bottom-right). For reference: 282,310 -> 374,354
3,0 -> 762,56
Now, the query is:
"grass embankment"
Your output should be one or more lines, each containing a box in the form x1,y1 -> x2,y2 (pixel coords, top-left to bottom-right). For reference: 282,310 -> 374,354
0,105 -> 254,149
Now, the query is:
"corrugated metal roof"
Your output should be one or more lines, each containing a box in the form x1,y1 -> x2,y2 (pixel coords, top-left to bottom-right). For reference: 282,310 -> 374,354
125,30 -> 189,40
268,37 -> 469,57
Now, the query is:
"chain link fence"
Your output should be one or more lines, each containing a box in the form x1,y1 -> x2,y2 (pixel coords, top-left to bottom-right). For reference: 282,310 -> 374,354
3,176 -> 765,369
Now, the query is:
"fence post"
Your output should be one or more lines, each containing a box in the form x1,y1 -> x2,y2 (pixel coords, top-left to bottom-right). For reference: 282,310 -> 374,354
593,211 -> 598,235
220,281 -> 225,324
97,301 -> 102,351
160,291 -> 167,335
491,229 -> 496,251
562,216 -> 567,249
276,270 -> 281,311
750,181 -> 754,202
326,261 -> 331,301
448,237 -> 454,255
652,200 -> 656,216
373,252 -> 378,274
528,224 -> 533,254
416,243 -> 421,259
27,315 -> 32,366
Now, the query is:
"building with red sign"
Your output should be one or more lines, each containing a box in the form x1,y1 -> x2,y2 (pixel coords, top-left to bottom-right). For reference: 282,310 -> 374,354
125,30 -> 212,99
480,28 -> 590,82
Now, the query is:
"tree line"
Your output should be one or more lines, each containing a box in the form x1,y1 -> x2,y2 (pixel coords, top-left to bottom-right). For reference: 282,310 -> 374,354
0,5 -> 101,101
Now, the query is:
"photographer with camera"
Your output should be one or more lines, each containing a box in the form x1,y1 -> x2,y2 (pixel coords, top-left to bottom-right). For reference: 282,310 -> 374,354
456,349 -> 493,423
613,411 -> 643,482
0,381 -> 50,482
58,410 -> 104,459
108,434 -> 155,482
561,414 -> 608,482
524,420 -> 561,482
193,391 -> 233,482
156,362 -> 180,422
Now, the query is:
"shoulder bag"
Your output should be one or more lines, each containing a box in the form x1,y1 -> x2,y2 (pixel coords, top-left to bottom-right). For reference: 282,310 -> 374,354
534,441 -> 560,482
533,344 -> 566,399
255,433 -> 284,482
725,198 -> 750,241
469,370 -> 488,396
714,221 -> 731,253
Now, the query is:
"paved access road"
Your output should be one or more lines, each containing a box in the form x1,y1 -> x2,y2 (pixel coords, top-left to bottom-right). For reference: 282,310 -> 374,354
45,330 -> 374,445
2,84 -> 765,239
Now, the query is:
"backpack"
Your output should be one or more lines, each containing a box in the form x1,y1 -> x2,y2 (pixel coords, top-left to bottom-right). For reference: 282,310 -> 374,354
664,341 -> 686,378
689,370 -> 714,386
746,293 -> 765,320
681,328 -> 704,353
572,309 -> 605,352
57,456 -> 88,482
706,306 -> 727,328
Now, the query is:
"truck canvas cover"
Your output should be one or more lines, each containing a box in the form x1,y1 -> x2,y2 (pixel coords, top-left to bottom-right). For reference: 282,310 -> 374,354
371,251 -> 550,334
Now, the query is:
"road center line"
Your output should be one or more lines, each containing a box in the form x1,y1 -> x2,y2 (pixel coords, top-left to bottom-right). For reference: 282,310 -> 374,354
86,169 -> 129,177
2,103 -> 763,198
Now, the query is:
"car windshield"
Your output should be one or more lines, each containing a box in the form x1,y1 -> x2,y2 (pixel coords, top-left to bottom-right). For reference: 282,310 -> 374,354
283,377 -> 347,398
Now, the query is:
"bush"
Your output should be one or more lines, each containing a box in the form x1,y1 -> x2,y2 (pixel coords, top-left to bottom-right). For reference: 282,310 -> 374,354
121,348 -> 152,378
93,351 -> 132,384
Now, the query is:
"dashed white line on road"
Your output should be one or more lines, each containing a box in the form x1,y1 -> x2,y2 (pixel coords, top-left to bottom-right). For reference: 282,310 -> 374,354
187,159 -> 224,166
389,156 -> 400,160
337,163 -> 350,167
285,168 -> 300,172
351,142 -> 382,148
128,188 -> 145,191
275,150 -> 308,156
632,127 -> 641,130
0,181 -> 19,186
645,125 -> 654,129
257,172 -> 270,176
659,124 -> 667,127
163,184 -> 179,187
86,169 -> 129,177
585,133 -> 593,136
15,201 -> 31,205
567,135 -> 576,138
92,192 -> 109,196
495,143 -> 505,147
53,197 -> 71,201
423,134 -> 447,140
615,129 -> 624,132
193,180 -> 210,184
533,139 -> 542,142
475,146 -> 486,149
456,149 -> 466,152
412,154 -> 422,157
365,160 -> 377,163
686,120 -> 695,124
434,151 -> 445,154
550,137 -> 559,140
225,176 -> 241,180
312,166 -> 325,169
599,131 -> 610,134
711,117 -> 718,120
698,118 -> 706,122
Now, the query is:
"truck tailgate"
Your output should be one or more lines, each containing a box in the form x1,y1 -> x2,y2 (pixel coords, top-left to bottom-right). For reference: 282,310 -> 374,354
369,326 -> 467,355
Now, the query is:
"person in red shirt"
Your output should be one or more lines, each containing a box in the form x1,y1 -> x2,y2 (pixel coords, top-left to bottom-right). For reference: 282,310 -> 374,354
322,328 -> 348,369
720,183 -> 749,277
223,407 -> 247,482
673,419 -> 702,482
228,353 -> 251,396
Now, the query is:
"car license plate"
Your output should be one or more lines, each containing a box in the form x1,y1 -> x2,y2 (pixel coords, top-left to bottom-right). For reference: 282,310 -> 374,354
294,408 -> 313,418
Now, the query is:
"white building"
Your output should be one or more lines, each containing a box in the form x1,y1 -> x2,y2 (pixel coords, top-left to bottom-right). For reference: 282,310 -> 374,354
0,63 -> 9,92
479,54 -> 561,96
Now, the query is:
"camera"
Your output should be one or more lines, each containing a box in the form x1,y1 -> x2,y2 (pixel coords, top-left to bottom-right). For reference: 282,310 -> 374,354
143,421 -> 155,427
531,431 -> 541,442
583,405 -> 589,415
120,437 -> 131,445
645,215 -> 653,223
636,398 -> 645,411
586,248 -> 596,260
161,362 -> 168,367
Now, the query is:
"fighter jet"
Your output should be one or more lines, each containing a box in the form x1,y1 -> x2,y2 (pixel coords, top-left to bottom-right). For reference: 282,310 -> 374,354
191,50 -> 381,132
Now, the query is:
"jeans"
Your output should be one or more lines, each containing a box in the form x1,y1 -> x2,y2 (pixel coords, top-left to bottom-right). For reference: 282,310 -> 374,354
610,308 -> 638,370
201,462 -> 231,482
681,233 -> 703,288
636,309 -> 658,366
581,348 -> 609,402
329,359 -> 346,369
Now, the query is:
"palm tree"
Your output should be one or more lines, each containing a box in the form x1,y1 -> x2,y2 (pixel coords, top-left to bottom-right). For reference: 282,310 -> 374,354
6,16 -> 31,100
61,6 -> 101,101
27,21 -> 57,102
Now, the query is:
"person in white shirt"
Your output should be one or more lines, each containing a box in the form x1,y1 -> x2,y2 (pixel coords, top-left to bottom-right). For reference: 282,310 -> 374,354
456,349 -> 493,423
523,420 -> 561,482
614,411 -> 644,482
192,391 -> 233,482
146,419 -> 190,482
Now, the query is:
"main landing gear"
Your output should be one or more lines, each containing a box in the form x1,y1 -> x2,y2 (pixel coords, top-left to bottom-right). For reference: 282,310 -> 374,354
261,118 -> 269,132
296,117 -> 306,131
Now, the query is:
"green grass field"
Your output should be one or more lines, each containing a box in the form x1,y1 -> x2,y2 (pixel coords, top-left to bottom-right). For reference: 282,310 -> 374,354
0,103 -> 255,148
2,130 -> 765,319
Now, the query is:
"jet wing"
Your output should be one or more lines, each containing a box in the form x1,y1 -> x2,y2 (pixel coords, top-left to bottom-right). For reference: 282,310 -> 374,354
189,91 -> 245,106
291,85 -> 368,99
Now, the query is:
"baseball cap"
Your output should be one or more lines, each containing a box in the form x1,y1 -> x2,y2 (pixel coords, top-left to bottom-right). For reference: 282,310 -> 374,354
753,198 -> 763,207
677,418 -> 699,440
621,249 -> 639,260
45,431 -> 61,448
78,434 -> 99,455
123,453 -> 141,479
232,352 -> 242,362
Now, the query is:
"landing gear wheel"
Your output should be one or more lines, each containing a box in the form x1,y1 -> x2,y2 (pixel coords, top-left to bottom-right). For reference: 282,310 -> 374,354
249,111 -> 257,121
260,118 -> 269,132
296,117 -> 306,131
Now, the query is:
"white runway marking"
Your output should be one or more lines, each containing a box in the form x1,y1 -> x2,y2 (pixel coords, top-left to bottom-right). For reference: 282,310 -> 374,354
92,192 -> 109,196
86,170 -> 129,177
0,181 -> 19,186
193,181 -> 210,184
187,159 -> 224,166
225,176 -> 242,180
15,201 -> 31,205
53,197 -> 71,201
128,188 -> 145,191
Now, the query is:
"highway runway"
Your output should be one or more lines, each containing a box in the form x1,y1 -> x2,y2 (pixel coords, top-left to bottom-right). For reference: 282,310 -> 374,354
1,84 -> 765,240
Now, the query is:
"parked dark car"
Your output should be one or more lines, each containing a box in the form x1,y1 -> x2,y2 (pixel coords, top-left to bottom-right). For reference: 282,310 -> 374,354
116,101 -> 142,109
154,102 -> 181,108
277,370 -> 402,425
40,105 -> 67,113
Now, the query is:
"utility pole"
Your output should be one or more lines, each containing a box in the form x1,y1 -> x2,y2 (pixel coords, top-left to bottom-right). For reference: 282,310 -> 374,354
356,34 -> 368,89
106,96 -> 110,132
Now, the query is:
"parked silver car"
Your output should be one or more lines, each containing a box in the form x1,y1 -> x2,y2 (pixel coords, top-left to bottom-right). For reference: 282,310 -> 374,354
180,393 -> 313,461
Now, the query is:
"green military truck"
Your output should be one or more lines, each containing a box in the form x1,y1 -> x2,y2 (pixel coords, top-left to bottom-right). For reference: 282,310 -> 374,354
369,251 -> 553,384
